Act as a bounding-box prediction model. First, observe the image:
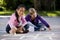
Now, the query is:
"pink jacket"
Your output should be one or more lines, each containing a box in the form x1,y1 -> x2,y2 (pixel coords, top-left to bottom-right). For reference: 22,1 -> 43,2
8,13 -> 27,28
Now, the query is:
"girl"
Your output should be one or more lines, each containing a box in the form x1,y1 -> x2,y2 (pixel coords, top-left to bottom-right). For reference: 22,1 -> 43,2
6,5 -> 29,35
25,8 -> 51,31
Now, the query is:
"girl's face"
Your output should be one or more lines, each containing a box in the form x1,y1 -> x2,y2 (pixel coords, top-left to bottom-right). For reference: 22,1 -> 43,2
29,8 -> 37,20
17,7 -> 25,16
30,13 -> 36,20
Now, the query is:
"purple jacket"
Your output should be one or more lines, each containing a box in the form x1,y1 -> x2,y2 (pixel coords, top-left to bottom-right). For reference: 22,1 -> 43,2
25,14 -> 50,28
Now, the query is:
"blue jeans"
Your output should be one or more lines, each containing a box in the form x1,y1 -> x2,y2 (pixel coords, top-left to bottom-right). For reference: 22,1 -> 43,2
25,22 -> 45,31
34,23 -> 44,31
24,24 -> 29,30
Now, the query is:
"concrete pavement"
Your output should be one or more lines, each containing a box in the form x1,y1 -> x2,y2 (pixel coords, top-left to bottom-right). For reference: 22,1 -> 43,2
0,16 -> 60,40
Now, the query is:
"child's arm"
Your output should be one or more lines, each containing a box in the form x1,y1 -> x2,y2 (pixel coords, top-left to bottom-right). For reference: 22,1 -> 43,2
21,16 -> 27,27
38,15 -> 51,30
8,14 -> 17,29
25,14 -> 30,21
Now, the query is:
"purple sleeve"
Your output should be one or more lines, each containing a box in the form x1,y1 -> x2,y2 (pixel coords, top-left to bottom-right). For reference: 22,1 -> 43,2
25,15 -> 30,21
38,15 -> 50,28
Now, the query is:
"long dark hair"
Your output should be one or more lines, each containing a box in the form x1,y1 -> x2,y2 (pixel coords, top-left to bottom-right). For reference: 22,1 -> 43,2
15,11 -> 19,22
15,4 -> 25,23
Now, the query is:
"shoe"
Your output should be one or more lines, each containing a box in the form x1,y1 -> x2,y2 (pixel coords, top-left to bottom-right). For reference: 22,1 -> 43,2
23,30 -> 29,33
40,28 -> 46,31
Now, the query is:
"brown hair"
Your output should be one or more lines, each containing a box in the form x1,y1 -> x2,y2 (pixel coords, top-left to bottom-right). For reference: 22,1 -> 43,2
29,8 -> 36,15
15,4 -> 25,22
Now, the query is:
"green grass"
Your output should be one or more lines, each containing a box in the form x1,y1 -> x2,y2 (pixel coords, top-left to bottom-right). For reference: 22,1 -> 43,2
0,10 -> 60,17
38,11 -> 60,17
0,11 -> 14,15
0,10 -> 28,15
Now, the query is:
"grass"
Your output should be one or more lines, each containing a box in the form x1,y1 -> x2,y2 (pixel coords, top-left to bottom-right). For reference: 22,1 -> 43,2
38,11 -> 60,17
0,10 -> 60,17
0,10 -> 28,16
0,11 -> 14,15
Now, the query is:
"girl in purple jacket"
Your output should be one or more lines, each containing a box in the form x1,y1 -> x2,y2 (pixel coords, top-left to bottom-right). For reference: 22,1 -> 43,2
25,8 -> 51,31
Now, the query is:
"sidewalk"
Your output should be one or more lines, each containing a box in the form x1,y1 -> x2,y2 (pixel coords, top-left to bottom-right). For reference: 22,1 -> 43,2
0,16 -> 60,40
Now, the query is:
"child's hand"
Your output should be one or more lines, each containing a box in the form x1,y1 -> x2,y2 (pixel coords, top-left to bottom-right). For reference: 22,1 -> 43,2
49,28 -> 51,30
48,27 -> 51,31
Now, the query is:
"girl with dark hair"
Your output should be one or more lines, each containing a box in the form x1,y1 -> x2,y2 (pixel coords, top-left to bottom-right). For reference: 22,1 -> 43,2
6,5 -> 29,35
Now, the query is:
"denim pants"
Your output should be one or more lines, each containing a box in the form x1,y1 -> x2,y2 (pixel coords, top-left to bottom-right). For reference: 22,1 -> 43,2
24,22 -> 44,31
6,24 -> 29,33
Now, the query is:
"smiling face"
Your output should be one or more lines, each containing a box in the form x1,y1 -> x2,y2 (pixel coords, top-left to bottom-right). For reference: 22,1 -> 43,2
16,7 -> 25,17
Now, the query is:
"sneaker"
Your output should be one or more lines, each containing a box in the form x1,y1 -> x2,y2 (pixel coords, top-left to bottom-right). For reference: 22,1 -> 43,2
40,28 -> 46,31
23,30 -> 29,33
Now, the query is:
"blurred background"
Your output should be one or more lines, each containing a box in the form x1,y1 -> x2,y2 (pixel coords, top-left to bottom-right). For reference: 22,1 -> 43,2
0,0 -> 60,17
0,1 -> 60,40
